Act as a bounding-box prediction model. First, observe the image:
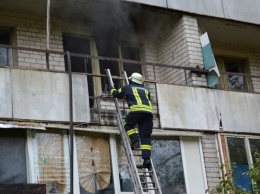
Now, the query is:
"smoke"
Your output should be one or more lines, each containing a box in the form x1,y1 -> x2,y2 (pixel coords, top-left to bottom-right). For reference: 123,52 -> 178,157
91,0 -> 140,42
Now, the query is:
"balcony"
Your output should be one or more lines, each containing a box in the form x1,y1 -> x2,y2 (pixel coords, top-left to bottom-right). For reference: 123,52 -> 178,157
0,44 -> 259,134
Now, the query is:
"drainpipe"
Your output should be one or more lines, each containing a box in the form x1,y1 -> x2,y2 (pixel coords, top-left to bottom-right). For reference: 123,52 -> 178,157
66,51 -> 74,194
46,0 -> 50,69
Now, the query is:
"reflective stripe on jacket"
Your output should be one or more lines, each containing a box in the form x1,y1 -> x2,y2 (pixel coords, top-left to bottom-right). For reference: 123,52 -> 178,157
110,83 -> 153,113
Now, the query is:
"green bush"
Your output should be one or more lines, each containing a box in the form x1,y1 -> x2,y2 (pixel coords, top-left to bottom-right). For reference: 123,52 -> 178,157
206,153 -> 260,194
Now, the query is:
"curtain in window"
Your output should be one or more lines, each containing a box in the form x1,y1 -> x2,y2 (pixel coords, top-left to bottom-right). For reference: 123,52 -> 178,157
76,133 -> 111,193
32,130 -> 70,194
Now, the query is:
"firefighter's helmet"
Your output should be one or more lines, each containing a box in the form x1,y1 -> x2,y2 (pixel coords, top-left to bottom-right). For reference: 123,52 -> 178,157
129,72 -> 144,84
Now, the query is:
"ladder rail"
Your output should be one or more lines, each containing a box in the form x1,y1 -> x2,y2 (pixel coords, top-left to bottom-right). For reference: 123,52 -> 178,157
122,71 -> 162,194
106,69 -> 144,194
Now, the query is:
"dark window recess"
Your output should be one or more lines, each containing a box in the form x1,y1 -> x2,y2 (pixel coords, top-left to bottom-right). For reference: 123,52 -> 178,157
121,45 -> 142,76
0,29 -> 13,66
96,39 -> 120,89
63,35 -> 94,107
97,40 -> 142,90
224,60 -> 245,90
0,129 -> 27,184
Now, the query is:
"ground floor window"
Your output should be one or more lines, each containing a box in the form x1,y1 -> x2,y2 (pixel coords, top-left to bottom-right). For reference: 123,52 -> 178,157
152,137 -> 186,194
0,129 -> 26,183
32,129 -> 70,193
75,131 -> 114,194
224,136 -> 260,192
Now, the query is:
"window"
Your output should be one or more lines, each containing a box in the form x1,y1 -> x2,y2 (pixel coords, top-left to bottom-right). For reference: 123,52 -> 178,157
224,136 -> 260,192
75,131 -> 114,194
0,28 -> 13,66
0,129 -> 27,183
216,57 -> 252,91
152,137 -> 186,194
62,34 -> 94,106
96,39 -> 142,90
32,129 -> 70,193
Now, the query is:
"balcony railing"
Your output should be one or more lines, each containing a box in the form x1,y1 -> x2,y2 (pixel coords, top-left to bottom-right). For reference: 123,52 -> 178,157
0,44 -> 260,125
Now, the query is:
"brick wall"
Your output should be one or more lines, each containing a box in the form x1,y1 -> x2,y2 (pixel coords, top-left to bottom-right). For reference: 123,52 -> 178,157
201,134 -> 221,191
248,58 -> 260,92
156,15 -> 206,86
0,10 -> 64,70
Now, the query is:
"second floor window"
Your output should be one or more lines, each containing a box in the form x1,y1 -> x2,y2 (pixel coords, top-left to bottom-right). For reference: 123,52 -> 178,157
0,28 -> 13,66
216,57 -> 252,91
96,39 -> 142,90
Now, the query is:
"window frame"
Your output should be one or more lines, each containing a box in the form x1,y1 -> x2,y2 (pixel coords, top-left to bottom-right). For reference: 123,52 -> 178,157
0,27 -> 15,66
216,57 -> 252,91
221,134 -> 260,192
94,41 -> 144,96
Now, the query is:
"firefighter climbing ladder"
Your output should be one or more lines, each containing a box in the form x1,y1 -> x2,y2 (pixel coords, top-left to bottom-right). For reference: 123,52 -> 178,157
106,69 -> 162,194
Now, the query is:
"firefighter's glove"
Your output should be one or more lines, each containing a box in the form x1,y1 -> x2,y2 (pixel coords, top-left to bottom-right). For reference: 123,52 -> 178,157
108,85 -> 115,95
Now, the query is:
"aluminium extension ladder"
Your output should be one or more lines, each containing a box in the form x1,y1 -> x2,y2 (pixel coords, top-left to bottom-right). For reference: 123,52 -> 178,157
106,69 -> 162,194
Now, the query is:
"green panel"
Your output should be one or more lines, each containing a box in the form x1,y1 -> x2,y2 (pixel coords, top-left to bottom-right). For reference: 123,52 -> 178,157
202,44 -> 215,70
202,43 -> 219,87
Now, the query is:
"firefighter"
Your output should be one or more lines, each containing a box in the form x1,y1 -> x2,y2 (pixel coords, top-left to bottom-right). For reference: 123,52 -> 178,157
109,72 -> 153,168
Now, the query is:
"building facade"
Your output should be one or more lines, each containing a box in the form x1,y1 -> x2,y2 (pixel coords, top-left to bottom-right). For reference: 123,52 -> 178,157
0,0 -> 259,193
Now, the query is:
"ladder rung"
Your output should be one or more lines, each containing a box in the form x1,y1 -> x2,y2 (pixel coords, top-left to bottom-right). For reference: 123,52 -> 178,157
140,174 -> 152,177
141,181 -> 154,184
138,170 -> 153,173
143,188 -> 159,191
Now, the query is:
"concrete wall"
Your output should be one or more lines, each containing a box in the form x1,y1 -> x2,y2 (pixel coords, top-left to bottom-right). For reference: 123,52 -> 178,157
0,68 -> 90,122
125,0 -> 260,25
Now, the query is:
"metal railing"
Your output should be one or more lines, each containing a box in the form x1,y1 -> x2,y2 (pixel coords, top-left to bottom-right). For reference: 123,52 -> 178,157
1,44 -> 260,126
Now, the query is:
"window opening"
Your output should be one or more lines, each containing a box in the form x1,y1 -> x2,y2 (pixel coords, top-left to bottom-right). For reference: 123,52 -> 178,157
96,39 -> 142,91
0,28 -> 13,66
63,35 -> 94,107
216,57 -> 251,91
225,60 -> 245,90
226,137 -> 252,192
0,129 -> 27,183
76,131 -> 114,194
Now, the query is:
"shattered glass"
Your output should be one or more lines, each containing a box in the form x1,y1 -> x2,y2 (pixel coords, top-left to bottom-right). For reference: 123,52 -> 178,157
151,139 -> 186,194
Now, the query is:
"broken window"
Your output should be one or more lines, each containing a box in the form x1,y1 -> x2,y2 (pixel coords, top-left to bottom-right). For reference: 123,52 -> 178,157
62,34 -> 94,107
32,129 -> 70,194
0,28 -> 13,66
216,57 -> 252,91
96,39 -> 142,91
0,129 -> 27,183
151,137 -> 186,194
224,136 -> 260,192
226,137 -> 252,192
76,131 -> 114,194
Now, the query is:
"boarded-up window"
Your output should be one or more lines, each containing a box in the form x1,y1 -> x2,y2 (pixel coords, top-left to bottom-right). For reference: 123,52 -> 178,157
0,129 -> 26,183
151,138 -> 186,194
76,131 -> 114,194
32,130 -> 70,194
